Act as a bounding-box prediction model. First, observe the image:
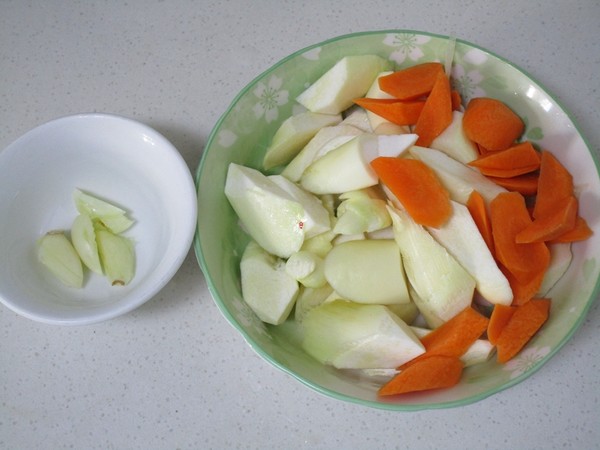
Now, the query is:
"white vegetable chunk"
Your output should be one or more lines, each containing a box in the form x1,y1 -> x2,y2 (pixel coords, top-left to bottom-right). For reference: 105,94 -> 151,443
538,242 -> 573,296
430,110 -> 479,164
296,55 -> 391,114
262,111 -> 342,170
427,200 -> 513,305
300,134 -> 379,194
388,205 -> 476,326
240,240 -> 299,325
324,239 -> 410,305
225,163 -> 305,259
302,300 -> 425,369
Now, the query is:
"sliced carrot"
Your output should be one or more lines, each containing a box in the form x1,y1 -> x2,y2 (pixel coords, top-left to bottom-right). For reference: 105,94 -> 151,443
487,172 -> 539,196
467,190 -> 495,255
401,306 -> 489,369
489,192 -> 550,284
532,151 -> 574,219
371,156 -> 452,228
378,62 -> 445,100
496,298 -> 551,363
378,355 -> 463,396
451,90 -> 462,110
413,71 -> 453,147
353,98 -> 425,126
487,304 -> 516,345
549,216 -> 594,243
463,97 -> 524,151
516,195 -> 578,243
468,141 -> 541,178
500,263 -> 546,306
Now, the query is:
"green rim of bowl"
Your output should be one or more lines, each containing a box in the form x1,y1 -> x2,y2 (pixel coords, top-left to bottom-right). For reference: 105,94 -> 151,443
194,29 -> 600,411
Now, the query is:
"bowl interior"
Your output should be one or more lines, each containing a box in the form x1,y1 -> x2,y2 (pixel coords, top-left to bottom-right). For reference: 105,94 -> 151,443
0,114 -> 197,325
195,30 -> 600,409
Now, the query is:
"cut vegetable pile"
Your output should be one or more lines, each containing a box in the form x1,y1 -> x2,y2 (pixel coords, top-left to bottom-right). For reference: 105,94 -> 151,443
37,189 -> 136,288
223,54 -> 593,397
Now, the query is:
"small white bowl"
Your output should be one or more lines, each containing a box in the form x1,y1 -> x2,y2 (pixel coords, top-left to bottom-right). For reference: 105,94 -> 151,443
0,113 -> 197,325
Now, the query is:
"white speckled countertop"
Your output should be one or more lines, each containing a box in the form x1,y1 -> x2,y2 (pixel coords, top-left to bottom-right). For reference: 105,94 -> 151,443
1,1 -> 599,449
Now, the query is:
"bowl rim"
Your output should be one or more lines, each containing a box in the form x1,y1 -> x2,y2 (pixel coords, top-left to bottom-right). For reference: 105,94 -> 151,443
0,112 -> 198,326
194,29 -> 600,410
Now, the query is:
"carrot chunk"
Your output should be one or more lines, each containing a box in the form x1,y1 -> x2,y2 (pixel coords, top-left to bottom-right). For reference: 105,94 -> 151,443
489,192 -> 550,284
378,355 -> 463,396
500,263 -> 546,306
533,151 -> 574,219
486,173 -> 539,196
516,195 -> 578,243
371,156 -> 452,228
496,298 -> 551,363
467,190 -> 495,255
401,306 -> 489,369
353,98 -> 425,126
468,141 -> 541,178
549,216 -> 593,243
487,304 -> 516,345
451,90 -> 462,110
378,62 -> 445,100
413,71 -> 453,147
463,97 -> 525,151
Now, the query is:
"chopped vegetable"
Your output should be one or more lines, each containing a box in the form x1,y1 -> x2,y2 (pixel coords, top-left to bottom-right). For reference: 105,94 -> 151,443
532,151 -> 574,219
468,141 -> 541,178
486,173 -> 539,196
516,196 -> 578,243
378,355 -> 463,396
462,97 -> 525,151
413,71 -> 453,147
549,216 -> 593,243
496,298 -> 551,363
401,306 -> 489,369
371,157 -> 452,228
378,62 -> 445,100
487,304 -> 516,345
466,190 -> 495,255
352,98 -> 425,126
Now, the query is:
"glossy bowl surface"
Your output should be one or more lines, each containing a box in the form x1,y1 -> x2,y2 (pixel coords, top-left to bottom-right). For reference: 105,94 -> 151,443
194,30 -> 600,410
0,113 -> 197,325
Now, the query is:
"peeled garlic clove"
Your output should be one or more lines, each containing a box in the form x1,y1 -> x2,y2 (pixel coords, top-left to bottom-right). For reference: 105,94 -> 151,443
71,214 -> 103,274
96,229 -> 135,286
37,231 -> 84,288
73,189 -> 134,234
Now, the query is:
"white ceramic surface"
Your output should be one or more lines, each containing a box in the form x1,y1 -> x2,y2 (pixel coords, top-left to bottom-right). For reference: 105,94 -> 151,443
0,113 -> 197,325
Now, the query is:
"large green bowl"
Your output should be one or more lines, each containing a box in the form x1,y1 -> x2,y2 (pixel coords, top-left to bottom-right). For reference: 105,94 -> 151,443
194,30 -> 600,410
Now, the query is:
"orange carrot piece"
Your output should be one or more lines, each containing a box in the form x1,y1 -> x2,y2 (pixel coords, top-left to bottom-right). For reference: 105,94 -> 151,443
499,263 -> 545,306
467,190 -> 495,255
463,97 -> 524,151
516,196 -> 578,243
371,156 -> 452,228
496,298 -> 551,363
489,192 -> 550,284
401,306 -> 489,370
413,71 -> 453,147
533,151 -> 574,219
451,90 -> 462,110
487,304 -> 516,345
378,355 -> 463,396
353,98 -> 425,126
378,62 -> 445,100
487,172 -> 539,196
549,216 -> 594,243
468,141 -> 541,178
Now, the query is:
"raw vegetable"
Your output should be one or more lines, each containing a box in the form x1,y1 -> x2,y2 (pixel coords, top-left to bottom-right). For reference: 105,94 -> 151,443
550,217 -> 593,243
401,306 -> 489,369
73,189 -> 133,234
378,355 -> 463,396
413,71 -> 453,147
487,304 -> 516,345
96,229 -> 135,286
371,157 -> 452,228
37,231 -> 84,288
486,173 -> 539,196
429,110 -> 479,164
466,190 -> 495,254
495,298 -> 551,363
516,196 -> 578,243
353,98 -> 425,126
302,300 -> 425,369
468,141 -> 541,178
378,62 -> 445,100
532,151 -> 574,219
462,97 -> 525,151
